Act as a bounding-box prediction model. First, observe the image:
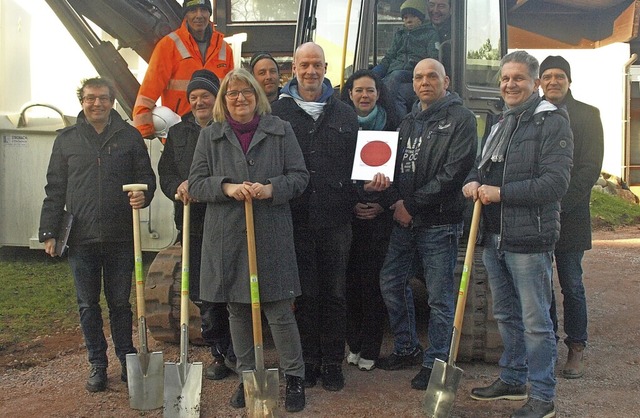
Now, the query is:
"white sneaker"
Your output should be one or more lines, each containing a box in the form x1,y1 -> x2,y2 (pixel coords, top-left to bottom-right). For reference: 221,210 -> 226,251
358,357 -> 375,371
347,351 -> 360,366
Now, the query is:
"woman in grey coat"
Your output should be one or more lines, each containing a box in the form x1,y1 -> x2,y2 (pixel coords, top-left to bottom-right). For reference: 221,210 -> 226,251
188,69 -> 309,413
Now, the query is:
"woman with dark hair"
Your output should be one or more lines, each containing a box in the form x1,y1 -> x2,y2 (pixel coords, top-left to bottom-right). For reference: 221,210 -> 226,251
340,69 -> 401,131
340,69 -> 399,371
188,68 -> 309,412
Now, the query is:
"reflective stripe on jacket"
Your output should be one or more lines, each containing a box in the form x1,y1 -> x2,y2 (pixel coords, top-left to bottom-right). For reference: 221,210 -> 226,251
133,20 -> 233,137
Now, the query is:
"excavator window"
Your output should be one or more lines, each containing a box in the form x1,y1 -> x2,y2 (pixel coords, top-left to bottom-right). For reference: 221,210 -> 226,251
229,0 -> 298,22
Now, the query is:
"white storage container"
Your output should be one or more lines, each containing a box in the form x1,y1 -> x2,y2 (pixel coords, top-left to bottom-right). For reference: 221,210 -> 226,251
0,103 -> 176,251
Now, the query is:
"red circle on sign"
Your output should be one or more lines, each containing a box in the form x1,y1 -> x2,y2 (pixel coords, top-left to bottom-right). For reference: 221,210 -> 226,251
361,140 -> 392,167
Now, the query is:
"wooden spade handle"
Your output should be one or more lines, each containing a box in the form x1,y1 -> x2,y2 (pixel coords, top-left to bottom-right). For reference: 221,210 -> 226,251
244,199 -> 266,371
122,183 -> 148,320
175,194 -> 191,329
449,199 -> 482,363
122,183 -> 148,192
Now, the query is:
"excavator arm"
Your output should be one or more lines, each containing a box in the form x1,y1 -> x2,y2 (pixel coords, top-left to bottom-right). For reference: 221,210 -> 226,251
44,0 -> 182,117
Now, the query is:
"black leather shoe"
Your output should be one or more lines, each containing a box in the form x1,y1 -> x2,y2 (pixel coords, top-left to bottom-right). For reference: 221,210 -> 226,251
120,364 -> 127,383
321,364 -> 345,391
471,378 -> 527,401
205,356 -> 232,380
85,366 -> 107,392
230,382 -> 245,408
511,398 -> 555,418
303,363 -> 321,388
411,366 -> 432,390
285,374 -> 306,412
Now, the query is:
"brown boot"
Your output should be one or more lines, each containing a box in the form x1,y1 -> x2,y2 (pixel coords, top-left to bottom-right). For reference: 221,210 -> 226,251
563,343 -> 585,379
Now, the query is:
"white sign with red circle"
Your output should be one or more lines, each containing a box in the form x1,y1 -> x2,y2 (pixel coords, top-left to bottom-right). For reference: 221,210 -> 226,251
351,130 -> 399,181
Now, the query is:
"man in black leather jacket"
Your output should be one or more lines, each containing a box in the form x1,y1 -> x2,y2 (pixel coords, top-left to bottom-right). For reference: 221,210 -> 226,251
376,58 -> 476,392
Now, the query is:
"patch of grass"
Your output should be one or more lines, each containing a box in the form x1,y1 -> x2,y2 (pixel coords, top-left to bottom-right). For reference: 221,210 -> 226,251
0,248 -> 78,348
0,248 -> 155,350
590,191 -> 640,230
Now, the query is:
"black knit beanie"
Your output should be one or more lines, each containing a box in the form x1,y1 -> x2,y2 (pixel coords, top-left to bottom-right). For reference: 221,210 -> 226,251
186,69 -> 220,98
539,55 -> 572,82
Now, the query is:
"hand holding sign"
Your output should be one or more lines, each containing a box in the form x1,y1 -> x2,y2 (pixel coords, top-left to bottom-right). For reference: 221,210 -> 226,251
364,172 -> 391,192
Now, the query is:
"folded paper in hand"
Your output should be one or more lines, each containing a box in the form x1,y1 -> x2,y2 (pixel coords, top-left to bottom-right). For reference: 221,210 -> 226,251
55,210 -> 73,257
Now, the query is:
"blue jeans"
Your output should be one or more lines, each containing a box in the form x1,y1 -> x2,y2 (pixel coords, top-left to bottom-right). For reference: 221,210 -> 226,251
380,223 -> 461,368
293,223 -> 352,365
382,70 -> 416,118
550,250 -> 587,346
68,242 -> 136,368
483,233 -> 557,402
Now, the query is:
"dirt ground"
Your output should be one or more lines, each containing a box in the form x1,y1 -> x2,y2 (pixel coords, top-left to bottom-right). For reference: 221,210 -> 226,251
1,227 -> 639,417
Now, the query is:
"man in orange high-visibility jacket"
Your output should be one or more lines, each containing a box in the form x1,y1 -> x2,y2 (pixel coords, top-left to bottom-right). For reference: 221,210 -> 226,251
133,0 -> 233,138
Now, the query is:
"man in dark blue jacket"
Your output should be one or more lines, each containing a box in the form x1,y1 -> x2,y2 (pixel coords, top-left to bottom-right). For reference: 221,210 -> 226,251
540,55 -> 604,380
272,42 -> 358,392
39,77 -> 156,393
463,51 -> 573,418
376,58 -> 477,392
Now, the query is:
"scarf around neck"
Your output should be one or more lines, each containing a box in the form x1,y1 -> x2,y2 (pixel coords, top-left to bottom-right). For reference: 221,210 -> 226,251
478,92 -> 540,170
358,105 -> 387,130
227,113 -> 260,154
280,79 -> 334,121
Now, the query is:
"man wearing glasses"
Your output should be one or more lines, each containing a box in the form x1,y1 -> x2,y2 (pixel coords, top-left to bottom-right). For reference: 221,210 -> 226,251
39,77 -> 156,393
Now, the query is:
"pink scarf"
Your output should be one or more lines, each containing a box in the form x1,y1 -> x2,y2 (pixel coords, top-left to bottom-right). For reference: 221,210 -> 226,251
226,113 -> 260,154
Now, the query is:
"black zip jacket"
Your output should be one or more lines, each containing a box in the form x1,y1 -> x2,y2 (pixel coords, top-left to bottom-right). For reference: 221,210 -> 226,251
158,112 -> 207,236
39,110 -> 156,245
384,92 -> 477,227
272,95 -> 359,228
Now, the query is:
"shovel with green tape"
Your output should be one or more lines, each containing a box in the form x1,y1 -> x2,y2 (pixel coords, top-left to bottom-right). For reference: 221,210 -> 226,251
122,183 -> 164,411
164,196 -> 203,417
243,199 -> 280,417
423,199 -> 482,418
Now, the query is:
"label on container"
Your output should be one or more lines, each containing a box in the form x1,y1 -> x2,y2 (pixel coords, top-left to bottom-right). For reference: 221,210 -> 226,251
2,134 -> 28,146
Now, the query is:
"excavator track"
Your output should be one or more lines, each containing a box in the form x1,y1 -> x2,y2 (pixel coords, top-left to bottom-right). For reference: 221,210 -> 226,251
144,245 -> 205,345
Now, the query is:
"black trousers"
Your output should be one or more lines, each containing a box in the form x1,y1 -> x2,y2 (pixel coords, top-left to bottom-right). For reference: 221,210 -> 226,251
293,223 -> 352,365
346,215 -> 392,360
